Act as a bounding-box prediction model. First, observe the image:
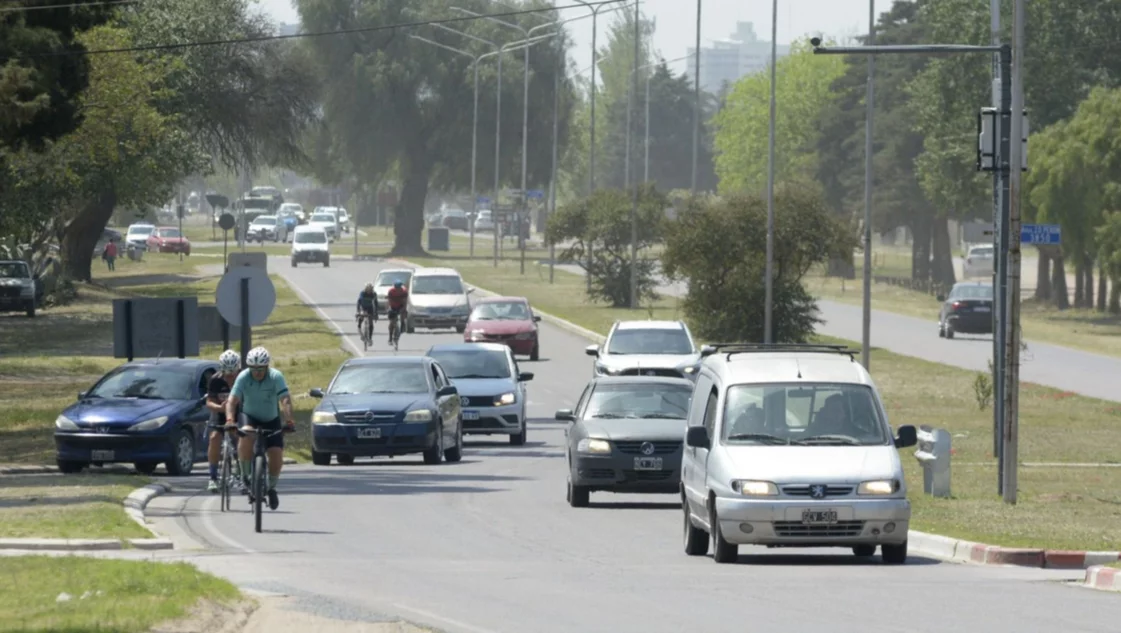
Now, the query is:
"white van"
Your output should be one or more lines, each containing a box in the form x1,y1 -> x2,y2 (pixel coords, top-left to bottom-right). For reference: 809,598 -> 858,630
406,267 -> 474,333
290,225 -> 330,267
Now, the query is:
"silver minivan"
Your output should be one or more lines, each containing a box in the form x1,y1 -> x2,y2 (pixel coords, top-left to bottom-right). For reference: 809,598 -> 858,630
680,344 -> 918,564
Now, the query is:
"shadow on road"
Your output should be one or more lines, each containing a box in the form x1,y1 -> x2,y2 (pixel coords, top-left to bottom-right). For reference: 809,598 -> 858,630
732,551 -> 943,567
587,501 -> 681,510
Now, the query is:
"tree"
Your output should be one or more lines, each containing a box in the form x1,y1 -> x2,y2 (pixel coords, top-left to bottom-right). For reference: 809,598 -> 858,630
661,185 -> 855,343
1096,211 -> 1121,314
297,0 -> 575,255
546,186 -> 666,308
640,63 -> 718,192
711,38 -> 846,195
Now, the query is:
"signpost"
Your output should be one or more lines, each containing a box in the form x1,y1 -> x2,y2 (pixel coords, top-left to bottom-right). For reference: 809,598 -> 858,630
218,212 -> 236,273
176,204 -> 186,262
1020,223 -> 1060,245
113,297 -> 200,361
215,266 -> 276,367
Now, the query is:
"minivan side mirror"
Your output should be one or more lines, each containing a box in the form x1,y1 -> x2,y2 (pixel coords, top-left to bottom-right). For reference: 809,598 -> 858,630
894,424 -> 918,448
936,294 -> 946,303
585,345 -> 599,357
685,426 -> 710,449
555,409 -> 575,421
309,388 -> 324,398
518,372 -> 534,382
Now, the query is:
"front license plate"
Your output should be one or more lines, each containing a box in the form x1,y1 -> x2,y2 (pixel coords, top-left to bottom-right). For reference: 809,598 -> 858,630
91,450 -> 115,461
462,411 -> 480,421
357,427 -> 382,439
802,510 -> 838,525
633,457 -> 663,470
974,306 -> 990,312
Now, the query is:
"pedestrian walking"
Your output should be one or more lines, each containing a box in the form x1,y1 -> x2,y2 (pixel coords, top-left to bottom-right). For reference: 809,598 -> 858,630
104,239 -> 117,271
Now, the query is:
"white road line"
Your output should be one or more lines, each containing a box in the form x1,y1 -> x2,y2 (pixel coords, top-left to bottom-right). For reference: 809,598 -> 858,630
199,493 -> 260,554
281,266 -> 363,357
391,603 -> 501,633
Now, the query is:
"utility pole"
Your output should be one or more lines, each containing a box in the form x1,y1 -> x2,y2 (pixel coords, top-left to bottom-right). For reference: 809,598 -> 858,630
990,0 -> 1005,477
763,0 -> 778,343
691,0 -> 701,193
629,0 -> 640,309
861,0 -> 875,370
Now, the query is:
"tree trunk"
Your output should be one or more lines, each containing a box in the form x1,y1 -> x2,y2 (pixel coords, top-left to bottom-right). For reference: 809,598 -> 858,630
1110,276 -> 1121,314
911,212 -> 932,282
61,189 -> 117,282
1051,254 -> 1070,310
1034,248 -> 1051,301
390,159 -> 432,256
1083,255 -> 1094,309
1098,261 -> 1108,312
930,216 -> 956,286
1073,257 -> 1085,308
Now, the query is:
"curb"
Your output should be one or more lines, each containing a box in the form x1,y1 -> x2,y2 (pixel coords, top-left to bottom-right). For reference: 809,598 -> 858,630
1,461 -> 294,475
908,530 -> 1121,569
1084,566 -> 1121,592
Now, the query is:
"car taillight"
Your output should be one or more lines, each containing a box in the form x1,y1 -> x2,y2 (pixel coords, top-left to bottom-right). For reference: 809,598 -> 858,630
952,301 -> 963,310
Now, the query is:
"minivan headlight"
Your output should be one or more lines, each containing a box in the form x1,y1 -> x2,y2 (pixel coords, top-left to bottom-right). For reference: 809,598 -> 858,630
731,480 -> 778,496
494,392 -> 516,406
577,438 -> 611,454
55,415 -> 79,431
858,479 -> 898,495
129,416 -> 168,432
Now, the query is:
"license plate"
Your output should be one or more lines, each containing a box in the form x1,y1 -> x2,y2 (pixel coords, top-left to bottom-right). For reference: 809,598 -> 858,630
357,428 -> 381,439
974,306 -> 990,312
802,510 -> 838,525
91,450 -> 115,461
633,457 -> 663,470
462,411 -> 480,421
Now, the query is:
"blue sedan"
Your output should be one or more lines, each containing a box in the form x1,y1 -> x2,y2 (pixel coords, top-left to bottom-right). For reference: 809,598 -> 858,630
309,356 -> 464,466
54,359 -> 217,475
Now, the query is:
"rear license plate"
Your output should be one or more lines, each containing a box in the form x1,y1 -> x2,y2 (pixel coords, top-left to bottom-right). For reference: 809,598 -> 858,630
633,457 -> 663,470
974,306 -> 990,312
462,411 -> 480,421
357,428 -> 382,439
91,450 -> 115,461
802,510 -> 838,525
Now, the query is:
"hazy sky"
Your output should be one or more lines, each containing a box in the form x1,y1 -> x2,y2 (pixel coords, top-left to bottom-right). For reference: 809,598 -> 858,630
255,0 -> 871,75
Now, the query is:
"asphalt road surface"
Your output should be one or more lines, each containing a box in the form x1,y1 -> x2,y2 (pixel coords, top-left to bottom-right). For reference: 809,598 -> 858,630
135,256 -> 1121,633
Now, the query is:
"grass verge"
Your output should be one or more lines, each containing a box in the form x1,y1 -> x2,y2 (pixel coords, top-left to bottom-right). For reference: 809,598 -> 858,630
0,555 -> 238,632
399,252 -> 1121,552
0,474 -> 151,540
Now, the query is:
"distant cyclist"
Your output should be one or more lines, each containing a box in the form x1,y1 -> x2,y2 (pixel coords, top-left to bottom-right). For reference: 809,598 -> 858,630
206,350 -> 242,493
356,282 -> 379,340
225,347 -> 295,510
386,280 -> 409,343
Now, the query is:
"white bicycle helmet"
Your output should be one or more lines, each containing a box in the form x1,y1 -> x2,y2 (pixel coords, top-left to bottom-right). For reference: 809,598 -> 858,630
218,349 -> 240,372
245,346 -> 271,368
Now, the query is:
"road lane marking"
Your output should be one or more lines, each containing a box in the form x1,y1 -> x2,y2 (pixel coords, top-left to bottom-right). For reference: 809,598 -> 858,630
199,492 -> 260,554
281,266 -> 363,356
391,603 -> 501,633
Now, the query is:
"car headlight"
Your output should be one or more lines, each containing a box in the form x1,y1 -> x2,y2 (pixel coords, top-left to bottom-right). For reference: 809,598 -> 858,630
577,438 -> 611,454
469,330 -> 486,341
595,363 -> 621,376
129,416 -> 168,432
55,415 -> 79,431
857,479 -> 899,495
312,411 -> 337,425
452,305 -> 470,314
731,480 -> 778,496
514,332 -> 534,340
405,409 -> 433,422
494,392 -> 516,406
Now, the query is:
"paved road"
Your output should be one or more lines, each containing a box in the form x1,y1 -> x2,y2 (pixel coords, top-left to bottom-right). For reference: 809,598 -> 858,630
135,256 -> 1121,633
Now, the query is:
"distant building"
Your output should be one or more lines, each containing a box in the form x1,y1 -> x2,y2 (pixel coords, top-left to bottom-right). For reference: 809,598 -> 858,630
278,22 -> 301,36
686,22 -> 791,94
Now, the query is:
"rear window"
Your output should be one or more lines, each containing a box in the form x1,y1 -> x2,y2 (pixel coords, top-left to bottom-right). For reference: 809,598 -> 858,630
951,285 -> 994,300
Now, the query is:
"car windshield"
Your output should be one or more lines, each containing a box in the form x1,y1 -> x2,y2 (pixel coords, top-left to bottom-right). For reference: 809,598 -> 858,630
128,226 -> 154,236
88,366 -> 195,400
252,216 -> 275,225
723,383 -> 888,446
583,383 -> 693,420
412,275 -> 463,295
428,348 -> 510,379
280,204 -> 302,213
376,271 -> 412,287
311,214 -> 334,223
951,285 -> 994,300
294,231 -> 327,244
0,262 -> 30,278
328,365 -> 430,394
607,328 -> 693,355
470,301 -> 530,321
156,228 -> 181,238
970,246 -> 993,256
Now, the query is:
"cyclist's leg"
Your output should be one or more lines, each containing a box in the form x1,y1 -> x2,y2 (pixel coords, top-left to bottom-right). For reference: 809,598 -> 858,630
260,417 -> 284,508
207,414 -> 223,490
236,412 -> 255,486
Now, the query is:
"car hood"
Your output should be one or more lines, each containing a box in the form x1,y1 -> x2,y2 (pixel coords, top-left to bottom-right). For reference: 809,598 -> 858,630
0,278 -> 32,288
63,398 -> 181,426
582,417 -> 688,441
597,353 -> 700,371
319,393 -> 433,414
154,236 -> 187,242
447,377 -> 516,396
411,294 -> 469,309
465,319 -> 535,334
718,445 -> 898,483
293,241 -> 328,250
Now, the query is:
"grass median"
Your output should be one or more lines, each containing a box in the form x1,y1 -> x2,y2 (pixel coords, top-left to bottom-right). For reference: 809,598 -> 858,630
0,555 -> 239,632
400,250 -> 1121,552
0,474 -> 152,540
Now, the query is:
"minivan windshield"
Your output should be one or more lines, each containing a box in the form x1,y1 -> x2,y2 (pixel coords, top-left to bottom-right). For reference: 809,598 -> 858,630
723,383 -> 888,446
311,214 -> 335,223
427,348 -> 510,379
607,328 -> 693,355
294,231 -> 327,244
412,275 -> 463,295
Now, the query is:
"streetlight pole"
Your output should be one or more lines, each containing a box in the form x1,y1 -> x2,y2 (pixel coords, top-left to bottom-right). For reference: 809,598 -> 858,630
861,2 -> 875,370
634,53 -> 694,184
763,0 -> 778,343
629,0 -> 640,310
692,0 -> 701,193
550,31 -> 562,284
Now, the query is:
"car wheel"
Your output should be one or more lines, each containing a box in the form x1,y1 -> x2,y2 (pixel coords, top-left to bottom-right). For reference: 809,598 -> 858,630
455,325 -> 466,334
509,421 -> 526,446
423,423 -> 445,464
881,541 -> 908,565
324,257 -> 330,268
530,342 -> 539,361
25,301 -> 35,318
336,454 -> 355,466
164,429 -> 194,476
710,504 -> 738,563
683,504 -> 709,556
134,461 -> 159,475
311,450 -> 331,466
291,258 -> 297,268
406,318 -> 415,334
853,545 -> 877,558
945,323 -> 955,339
938,321 -> 945,338
57,459 -> 86,474
445,422 -> 464,463
567,479 -> 589,508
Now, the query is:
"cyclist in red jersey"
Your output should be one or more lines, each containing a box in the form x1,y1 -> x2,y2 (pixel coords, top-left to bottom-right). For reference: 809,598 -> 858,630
386,281 -> 409,342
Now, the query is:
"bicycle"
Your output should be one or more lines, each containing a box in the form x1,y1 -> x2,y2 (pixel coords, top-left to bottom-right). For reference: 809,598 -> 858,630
387,310 -> 402,351
206,422 -> 240,512
356,312 -> 374,351
241,425 -> 295,533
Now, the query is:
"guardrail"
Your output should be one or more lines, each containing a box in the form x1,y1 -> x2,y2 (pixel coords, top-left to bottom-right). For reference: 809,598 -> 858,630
914,425 -> 951,498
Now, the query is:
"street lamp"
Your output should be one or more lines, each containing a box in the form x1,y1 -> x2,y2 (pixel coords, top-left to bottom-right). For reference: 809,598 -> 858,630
763,0 -> 778,344
623,53 -> 694,186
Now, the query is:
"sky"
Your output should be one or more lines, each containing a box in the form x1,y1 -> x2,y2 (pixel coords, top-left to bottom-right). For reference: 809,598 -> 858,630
255,0 -> 871,75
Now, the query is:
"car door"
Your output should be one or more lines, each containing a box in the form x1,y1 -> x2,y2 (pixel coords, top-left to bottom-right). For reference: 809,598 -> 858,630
430,362 -> 457,445
565,383 -> 593,464
682,373 -> 718,516
509,350 -> 527,410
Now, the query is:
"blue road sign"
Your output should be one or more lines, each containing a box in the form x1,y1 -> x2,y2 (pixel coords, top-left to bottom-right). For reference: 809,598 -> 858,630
476,196 -> 491,204
526,189 -> 545,199
1020,223 -> 1061,245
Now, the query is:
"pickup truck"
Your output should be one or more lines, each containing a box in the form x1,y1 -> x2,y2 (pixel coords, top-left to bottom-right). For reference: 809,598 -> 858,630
0,260 -> 42,317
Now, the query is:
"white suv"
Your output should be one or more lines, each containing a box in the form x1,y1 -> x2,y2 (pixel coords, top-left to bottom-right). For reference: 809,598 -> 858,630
585,320 -> 702,380
407,267 -> 474,333
290,225 -> 330,267
680,343 -> 918,565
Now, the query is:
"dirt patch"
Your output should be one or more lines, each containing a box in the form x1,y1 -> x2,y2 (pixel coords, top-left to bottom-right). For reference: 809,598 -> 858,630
242,597 -> 438,633
151,598 -> 258,633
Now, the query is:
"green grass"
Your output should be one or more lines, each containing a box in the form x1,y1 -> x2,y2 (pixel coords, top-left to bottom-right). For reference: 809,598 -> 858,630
1106,561 -> 1121,569
0,556 -> 239,632
0,475 -> 151,540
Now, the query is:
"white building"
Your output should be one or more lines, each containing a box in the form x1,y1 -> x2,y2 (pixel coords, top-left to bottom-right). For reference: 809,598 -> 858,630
686,22 -> 791,94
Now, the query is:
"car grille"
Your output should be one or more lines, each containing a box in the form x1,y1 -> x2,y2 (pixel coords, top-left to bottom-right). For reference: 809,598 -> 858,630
0,287 -> 20,299
337,411 -> 400,424
622,470 -> 675,482
425,307 -> 452,314
461,396 -> 500,408
781,485 -> 854,498
774,521 -> 865,538
476,333 -> 517,341
578,468 -> 615,479
617,368 -> 684,378
614,441 -> 681,455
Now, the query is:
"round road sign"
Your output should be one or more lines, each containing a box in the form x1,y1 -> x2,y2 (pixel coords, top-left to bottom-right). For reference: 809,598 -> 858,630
218,212 -> 236,231
215,266 -> 276,327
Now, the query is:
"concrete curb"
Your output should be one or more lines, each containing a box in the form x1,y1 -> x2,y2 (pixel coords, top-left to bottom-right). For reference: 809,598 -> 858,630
1,461 -> 294,475
908,529 -> 1121,569
123,482 -> 173,539
1084,566 -> 1121,592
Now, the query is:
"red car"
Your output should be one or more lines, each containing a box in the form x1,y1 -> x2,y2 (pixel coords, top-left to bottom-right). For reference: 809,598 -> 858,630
463,296 -> 541,360
146,227 -> 191,255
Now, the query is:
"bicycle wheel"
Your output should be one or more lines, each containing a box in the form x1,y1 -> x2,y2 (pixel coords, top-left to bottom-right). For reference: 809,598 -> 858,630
252,454 -> 265,533
219,444 -> 231,512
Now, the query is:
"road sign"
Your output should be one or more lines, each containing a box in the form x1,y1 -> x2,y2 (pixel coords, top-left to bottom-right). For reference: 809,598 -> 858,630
1020,223 -> 1061,245
476,196 -> 491,204
218,212 -> 236,231
526,189 -> 544,200
215,266 -> 276,326
112,297 -> 199,360
206,193 -> 229,210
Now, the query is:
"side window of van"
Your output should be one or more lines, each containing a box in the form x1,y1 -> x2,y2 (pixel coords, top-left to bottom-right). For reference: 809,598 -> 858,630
702,387 -> 719,436
687,374 -> 713,425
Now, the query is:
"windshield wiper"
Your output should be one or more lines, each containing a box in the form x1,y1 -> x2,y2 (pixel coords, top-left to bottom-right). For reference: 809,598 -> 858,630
640,413 -> 684,419
118,394 -> 164,400
794,434 -> 862,446
452,374 -> 505,379
726,433 -> 791,445
591,413 -> 625,418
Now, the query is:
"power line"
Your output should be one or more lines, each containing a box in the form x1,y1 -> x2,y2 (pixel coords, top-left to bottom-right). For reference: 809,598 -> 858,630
0,0 -> 137,13
16,1 -> 619,59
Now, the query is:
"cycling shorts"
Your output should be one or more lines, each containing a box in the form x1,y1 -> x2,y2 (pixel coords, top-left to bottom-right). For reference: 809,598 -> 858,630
238,414 -> 285,450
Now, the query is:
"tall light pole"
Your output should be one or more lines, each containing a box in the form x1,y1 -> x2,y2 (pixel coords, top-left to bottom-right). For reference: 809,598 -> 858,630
629,53 -> 694,184
692,0 -> 702,193
861,2 -> 875,370
628,0 -> 640,310
763,0 -> 778,343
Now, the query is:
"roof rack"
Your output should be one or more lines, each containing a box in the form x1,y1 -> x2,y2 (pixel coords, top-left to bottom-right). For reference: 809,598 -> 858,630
699,342 -> 857,361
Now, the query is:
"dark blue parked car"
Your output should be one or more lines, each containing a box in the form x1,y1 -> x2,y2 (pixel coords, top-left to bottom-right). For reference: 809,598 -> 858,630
309,356 -> 463,466
54,359 -> 218,475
